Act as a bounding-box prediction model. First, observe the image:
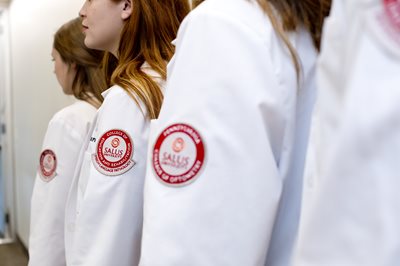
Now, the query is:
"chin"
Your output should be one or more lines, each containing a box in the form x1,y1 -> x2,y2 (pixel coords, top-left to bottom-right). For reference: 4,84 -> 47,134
84,36 -> 110,53
84,37 -> 97,50
62,88 -> 73,96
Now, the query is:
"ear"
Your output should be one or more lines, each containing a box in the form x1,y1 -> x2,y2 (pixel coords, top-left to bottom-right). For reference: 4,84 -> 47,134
121,0 -> 132,20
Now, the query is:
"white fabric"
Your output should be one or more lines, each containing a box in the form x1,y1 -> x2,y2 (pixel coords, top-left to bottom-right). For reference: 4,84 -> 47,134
29,100 -> 97,266
140,0 -> 317,265
65,71 -> 162,265
294,0 -> 400,265
299,0 -> 347,218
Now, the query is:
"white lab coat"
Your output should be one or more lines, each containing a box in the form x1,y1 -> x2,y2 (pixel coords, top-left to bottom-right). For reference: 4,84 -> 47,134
29,100 -> 97,266
139,0 -> 317,265
293,0 -> 400,265
65,67 -> 163,266
298,0 -> 347,219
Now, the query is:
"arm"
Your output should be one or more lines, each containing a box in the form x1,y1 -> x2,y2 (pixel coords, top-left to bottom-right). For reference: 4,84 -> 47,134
140,7 -> 287,266
68,89 -> 149,266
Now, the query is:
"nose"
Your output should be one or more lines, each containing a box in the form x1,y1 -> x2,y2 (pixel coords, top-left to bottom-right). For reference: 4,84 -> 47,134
79,0 -> 88,18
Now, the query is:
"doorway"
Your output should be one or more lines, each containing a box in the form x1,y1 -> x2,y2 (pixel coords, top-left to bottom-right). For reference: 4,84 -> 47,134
0,7 -> 14,244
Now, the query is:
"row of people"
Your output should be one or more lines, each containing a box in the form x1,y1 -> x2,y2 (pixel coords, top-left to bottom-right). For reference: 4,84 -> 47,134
28,0 -> 400,265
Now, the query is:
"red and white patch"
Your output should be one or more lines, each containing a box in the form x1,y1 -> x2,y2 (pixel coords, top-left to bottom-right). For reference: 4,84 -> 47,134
152,123 -> 205,186
39,149 -> 57,182
371,0 -> 400,53
384,0 -> 400,31
92,129 -> 135,176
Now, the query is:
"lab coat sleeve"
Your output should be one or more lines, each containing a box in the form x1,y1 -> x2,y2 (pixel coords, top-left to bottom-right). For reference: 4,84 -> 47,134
293,2 -> 400,265
140,9 -> 287,266
68,90 -> 148,266
29,117 -> 85,266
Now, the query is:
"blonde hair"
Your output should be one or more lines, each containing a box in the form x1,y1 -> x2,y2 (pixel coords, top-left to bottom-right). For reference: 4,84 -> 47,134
54,17 -> 107,107
257,0 -> 331,77
104,0 -> 190,119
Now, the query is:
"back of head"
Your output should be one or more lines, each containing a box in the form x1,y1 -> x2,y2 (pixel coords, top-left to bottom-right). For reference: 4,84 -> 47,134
105,0 -> 190,119
54,17 -> 108,106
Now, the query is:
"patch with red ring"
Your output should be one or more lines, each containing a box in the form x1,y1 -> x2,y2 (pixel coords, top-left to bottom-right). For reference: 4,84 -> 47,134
152,123 -> 205,186
92,129 -> 136,176
39,149 -> 57,182
384,0 -> 400,31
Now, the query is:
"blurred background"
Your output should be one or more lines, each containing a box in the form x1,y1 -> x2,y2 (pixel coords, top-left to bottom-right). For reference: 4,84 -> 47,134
0,0 -> 86,259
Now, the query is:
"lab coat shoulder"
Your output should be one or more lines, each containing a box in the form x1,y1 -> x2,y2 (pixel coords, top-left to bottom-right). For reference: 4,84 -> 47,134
100,85 -> 147,120
96,85 -> 149,150
40,101 -> 96,162
49,100 -> 97,141
177,0 -> 276,53
161,0 -> 311,161
164,0 -> 287,119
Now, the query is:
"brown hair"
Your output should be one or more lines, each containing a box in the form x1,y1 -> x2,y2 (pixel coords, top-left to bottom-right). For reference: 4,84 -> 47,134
257,0 -> 331,76
54,17 -> 107,107
192,0 -> 204,8
104,0 -> 190,119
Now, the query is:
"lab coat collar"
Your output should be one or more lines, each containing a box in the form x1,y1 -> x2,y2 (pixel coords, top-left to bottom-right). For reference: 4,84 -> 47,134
100,61 -> 162,99
101,85 -> 118,98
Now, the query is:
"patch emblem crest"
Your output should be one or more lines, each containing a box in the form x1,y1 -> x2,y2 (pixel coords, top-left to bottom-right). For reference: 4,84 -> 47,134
39,149 -> 57,182
92,129 -> 135,176
384,0 -> 400,31
152,123 -> 205,186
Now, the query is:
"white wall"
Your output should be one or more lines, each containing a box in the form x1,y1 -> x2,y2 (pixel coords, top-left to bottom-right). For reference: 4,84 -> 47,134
8,0 -> 84,246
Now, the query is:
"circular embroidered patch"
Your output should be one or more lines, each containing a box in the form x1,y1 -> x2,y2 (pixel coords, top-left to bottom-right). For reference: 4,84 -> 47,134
92,129 -> 135,176
39,149 -> 57,182
384,0 -> 400,31
153,123 -> 205,186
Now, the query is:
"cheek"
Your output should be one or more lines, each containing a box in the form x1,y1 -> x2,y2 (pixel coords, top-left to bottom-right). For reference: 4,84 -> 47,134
54,62 -> 67,84
91,14 -> 122,39
55,64 -> 60,75
54,63 -> 62,80
54,59 -> 62,72
53,62 -> 59,77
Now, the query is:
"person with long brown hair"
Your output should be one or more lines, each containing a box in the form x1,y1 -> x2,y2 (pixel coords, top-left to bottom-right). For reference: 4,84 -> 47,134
139,0 -> 331,265
29,17 -> 107,266
64,1 -> 189,265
